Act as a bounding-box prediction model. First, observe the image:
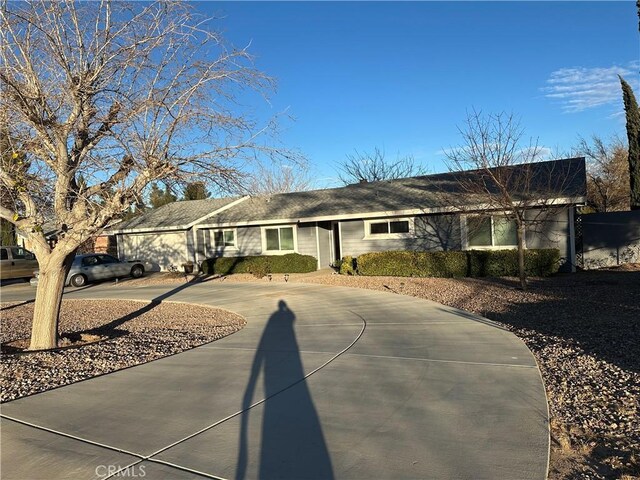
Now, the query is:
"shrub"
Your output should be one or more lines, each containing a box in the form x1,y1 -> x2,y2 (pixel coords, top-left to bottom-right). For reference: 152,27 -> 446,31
339,256 -> 356,275
356,251 -> 467,277
467,249 -> 560,277
200,253 -> 317,276
355,249 -> 560,278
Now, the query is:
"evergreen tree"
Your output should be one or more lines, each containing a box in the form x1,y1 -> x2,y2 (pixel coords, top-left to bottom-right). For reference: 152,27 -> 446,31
183,181 -> 211,201
149,183 -> 177,209
620,76 -> 640,210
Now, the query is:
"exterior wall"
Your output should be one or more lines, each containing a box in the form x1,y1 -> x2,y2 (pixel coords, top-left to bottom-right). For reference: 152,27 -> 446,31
120,230 -> 188,271
296,223 -> 317,258
340,214 -> 461,258
525,207 -> 572,271
197,226 -> 262,260
582,210 -> 640,269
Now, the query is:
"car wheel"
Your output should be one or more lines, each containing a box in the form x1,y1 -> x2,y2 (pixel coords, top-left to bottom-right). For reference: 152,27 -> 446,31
130,265 -> 144,278
70,274 -> 87,287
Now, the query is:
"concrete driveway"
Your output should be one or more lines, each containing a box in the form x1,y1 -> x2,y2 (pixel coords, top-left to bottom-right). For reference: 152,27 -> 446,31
1,281 -> 549,479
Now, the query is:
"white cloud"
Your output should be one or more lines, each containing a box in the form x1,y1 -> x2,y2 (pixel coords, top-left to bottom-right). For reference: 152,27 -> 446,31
542,61 -> 639,113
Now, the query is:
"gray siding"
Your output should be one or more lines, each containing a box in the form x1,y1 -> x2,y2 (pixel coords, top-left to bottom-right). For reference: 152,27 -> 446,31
198,226 -> 262,258
525,208 -> 571,267
238,226 -> 262,256
297,223 -> 318,258
340,214 -> 461,258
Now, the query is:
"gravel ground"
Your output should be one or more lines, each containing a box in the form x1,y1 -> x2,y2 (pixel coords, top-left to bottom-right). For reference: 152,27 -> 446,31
0,299 -> 245,402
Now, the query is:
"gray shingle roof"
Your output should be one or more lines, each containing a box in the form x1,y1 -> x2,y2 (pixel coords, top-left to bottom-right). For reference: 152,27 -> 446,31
112,197 -> 241,231
199,157 -> 587,225
112,158 -> 586,231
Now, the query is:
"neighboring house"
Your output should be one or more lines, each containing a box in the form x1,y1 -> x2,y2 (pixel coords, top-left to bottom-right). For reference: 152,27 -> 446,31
110,158 -> 587,272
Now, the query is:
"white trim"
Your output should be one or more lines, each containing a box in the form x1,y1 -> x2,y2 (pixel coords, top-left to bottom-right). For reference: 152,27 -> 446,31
337,221 -> 343,260
568,207 -> 576,273
461,213 -> 522,250
260,224 -> 298,255
195,196 -> 586,229
363,217 -> 415,240
109,196 -> 250,234
315,223 -> 321,270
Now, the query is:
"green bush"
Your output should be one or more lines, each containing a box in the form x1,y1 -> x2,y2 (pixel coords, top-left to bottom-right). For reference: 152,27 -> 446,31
200,253 -> 317,277
339,256 -> 356,275
355,249 -> 559,278
356,251 -> 467,277
467,249 -> 560,277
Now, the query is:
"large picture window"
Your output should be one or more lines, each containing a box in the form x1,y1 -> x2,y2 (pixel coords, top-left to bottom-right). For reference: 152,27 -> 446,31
264,226 -> 295,252
466,215 -> 518,248
365,218 -> 413,239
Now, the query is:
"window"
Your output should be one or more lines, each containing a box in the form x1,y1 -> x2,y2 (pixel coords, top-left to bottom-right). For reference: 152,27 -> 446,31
82,256 -> 100,266
1,248 -> 8,260
263,226 -> 295,252
9,247 -> 34,260
213,230 -> 236,248
364,218 -> 413,239
466,215 -> 518,248
98,255 -> 120,264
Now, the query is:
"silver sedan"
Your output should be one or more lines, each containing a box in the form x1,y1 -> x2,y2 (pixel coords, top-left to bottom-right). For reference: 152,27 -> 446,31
32,254 -> 145,287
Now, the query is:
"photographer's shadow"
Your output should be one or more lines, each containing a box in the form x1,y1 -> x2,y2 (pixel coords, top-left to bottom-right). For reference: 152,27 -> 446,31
236,300 -> 334,480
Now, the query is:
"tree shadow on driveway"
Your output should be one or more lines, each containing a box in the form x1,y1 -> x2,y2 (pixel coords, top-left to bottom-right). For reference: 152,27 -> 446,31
236,300 -> 333,480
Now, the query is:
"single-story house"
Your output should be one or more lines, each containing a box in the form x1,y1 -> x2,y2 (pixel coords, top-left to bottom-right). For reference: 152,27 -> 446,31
110,157 -> 587,272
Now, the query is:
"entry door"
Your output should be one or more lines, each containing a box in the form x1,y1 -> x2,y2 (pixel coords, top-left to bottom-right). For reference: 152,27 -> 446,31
331,222 -> 341,263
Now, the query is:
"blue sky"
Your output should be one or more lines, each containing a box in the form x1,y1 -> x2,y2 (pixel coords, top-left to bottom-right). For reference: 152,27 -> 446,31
198,1 -> 639,187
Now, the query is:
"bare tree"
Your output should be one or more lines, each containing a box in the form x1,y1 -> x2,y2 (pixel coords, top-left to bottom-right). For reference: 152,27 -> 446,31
0,1 -> 298,349
443,110 -> 583,290
337,147 -> 427,185
575,135 -> 630,212
243,160 -> 313,195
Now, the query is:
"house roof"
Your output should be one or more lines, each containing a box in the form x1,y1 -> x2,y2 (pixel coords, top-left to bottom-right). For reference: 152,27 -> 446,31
112,157 -> 586,232
111,197 -> 243,232
198,157 -> 587,226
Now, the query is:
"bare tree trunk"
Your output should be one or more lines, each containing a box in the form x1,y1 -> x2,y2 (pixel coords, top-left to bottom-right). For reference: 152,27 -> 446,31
517,223 -> 527,291
29,251 -> 75,350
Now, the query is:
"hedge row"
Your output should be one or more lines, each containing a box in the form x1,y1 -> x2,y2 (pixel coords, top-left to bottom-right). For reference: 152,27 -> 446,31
353,249 -> 560,278
201,253 -> 317,277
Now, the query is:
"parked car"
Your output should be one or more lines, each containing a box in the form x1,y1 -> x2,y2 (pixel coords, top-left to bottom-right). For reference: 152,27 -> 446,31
31,254 -> 145,287
1,246 -> 38,281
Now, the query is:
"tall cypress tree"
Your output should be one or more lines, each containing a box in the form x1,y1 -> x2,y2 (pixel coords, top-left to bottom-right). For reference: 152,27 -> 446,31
620,75 -> 640,210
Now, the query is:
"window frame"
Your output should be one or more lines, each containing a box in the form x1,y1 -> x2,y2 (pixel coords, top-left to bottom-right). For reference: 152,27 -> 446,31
211,228 -> 237,250
363,217 -> 415,240
261,225 -> 297,254
462,214 -> 522,250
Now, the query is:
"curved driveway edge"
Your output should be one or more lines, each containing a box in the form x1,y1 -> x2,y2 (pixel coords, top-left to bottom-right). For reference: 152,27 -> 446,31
1,282 -> 549,479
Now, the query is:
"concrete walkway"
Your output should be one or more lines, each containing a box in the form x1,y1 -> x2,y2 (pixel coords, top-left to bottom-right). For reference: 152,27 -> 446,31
1,281 -> 549,479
